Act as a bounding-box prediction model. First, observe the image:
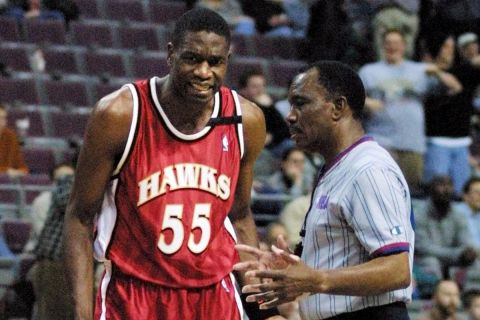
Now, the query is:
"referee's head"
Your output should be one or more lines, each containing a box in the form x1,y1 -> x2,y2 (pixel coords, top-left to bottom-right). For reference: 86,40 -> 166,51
306,60 -> 366,120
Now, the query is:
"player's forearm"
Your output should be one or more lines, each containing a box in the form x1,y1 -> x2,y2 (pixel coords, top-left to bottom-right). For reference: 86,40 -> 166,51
315,252 -> 411,296
63,210 -> 95,320
232,210 -> 259,252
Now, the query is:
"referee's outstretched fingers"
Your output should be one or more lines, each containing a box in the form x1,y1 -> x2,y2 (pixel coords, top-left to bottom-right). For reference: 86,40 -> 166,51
233,260 -> 260,272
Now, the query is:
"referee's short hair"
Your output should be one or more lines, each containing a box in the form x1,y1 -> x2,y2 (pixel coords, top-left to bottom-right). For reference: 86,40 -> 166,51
308,61 -> 366,120
171,8 -> 231,48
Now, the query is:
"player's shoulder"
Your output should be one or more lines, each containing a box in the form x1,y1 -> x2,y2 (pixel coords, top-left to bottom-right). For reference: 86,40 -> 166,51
235,92 -> 264,124
94,84 -> 134,121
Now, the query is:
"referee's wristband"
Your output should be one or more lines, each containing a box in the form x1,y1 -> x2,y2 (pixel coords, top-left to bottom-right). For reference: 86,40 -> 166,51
240,293 -> 281,319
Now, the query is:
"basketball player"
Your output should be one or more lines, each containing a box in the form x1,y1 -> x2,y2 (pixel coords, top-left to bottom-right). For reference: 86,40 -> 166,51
235,61 -> 415,320
63,8 -> 281,320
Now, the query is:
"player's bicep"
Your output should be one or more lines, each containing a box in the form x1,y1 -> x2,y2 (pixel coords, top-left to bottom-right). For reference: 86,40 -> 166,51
68,89 -> 133,222
229,98 -> 266,220
345,168 -> 412,256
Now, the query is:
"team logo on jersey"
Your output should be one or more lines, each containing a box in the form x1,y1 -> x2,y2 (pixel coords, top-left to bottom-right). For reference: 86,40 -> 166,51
222,135 -> 229,152
390,226 -> 404,236
317,195 -> 329,209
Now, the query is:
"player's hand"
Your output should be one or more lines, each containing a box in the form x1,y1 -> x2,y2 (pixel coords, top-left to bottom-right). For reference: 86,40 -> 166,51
241,257 -> 318,310
234,235 -> 296,274
266,316 -> 287,320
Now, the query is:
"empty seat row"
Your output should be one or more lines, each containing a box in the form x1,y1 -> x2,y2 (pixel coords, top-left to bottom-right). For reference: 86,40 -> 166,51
75,0 -> 187,24
6,106 -> 90,138
0,16 -> 305,60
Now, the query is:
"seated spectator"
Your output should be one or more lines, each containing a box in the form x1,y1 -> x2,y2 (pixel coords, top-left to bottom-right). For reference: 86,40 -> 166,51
257,147 -> 312,197
456,177 -> 480,292
417,279 -> 463,320
456,177 -> 480,247
464,289 -> 480,320
279,191 -> 311,248
239,0 -> 304,37
194,0 -> 255,35
24,162 -> 75,252
0,104 -> 28,178
3,0 -> 65,22
30,174 -> 74,320
414,176 -> 477,296
238,69 -> 293,158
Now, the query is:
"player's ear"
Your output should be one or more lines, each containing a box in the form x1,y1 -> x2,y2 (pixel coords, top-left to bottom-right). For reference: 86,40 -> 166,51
167,42 -> 174,66
332,96 -> 347,121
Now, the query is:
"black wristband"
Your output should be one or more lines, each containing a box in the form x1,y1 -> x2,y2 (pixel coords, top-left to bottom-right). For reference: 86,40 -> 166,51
240,293 -> 281,319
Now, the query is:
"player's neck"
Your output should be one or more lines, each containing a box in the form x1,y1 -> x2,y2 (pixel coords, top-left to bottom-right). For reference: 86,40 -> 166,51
157,77 -> 214,134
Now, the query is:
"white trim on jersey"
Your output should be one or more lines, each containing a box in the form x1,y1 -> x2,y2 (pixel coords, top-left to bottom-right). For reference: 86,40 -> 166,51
149,76 -> 220,141
112,84 -> 139,176
99,264 -> 112,320
229,272 -> 244,319
231,90 -> 245,159
94,179 -> 119,261
224,216 -> 238,243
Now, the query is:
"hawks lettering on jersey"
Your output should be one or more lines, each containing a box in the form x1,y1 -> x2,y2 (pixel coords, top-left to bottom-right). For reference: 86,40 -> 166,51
137,163 -> 231,206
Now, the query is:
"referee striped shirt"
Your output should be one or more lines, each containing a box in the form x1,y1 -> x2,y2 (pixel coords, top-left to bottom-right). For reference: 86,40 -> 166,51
299,136 -> 414,319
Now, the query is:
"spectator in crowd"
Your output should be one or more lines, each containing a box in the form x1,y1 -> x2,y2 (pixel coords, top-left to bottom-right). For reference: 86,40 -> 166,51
30,174 -> 74,320
359,29 -> 461,194
417,279 -> 463,320
194,0 -> 255,35
238,69 -> 293,158
304,0 -> 377,68
3,0 -> 65,22
464,289 -> 480,320
279,191 -> 311,248
24,162 -> 75,252
0,104 -> 28,178
457,32 -> 480,66
370,0 -> 420,59
422,33 -> 479,196
457,177 -> 480,247
414,176 -> 477,294
257,146 -> 312,197
456,177 -> 480,292
239,0 -> 305,37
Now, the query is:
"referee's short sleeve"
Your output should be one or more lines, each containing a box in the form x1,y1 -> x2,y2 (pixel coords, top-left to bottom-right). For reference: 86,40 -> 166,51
343,166 -> 412,257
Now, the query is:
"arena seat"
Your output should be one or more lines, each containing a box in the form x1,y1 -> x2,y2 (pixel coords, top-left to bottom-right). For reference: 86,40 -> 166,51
0,17 -> 22,42
118,22 -> 162,50
42,78 -> 92,107
24,19 -> 67,45
7,109 -> 45,137
0,218 -> 32,254
43,45 -> 86,75
268,59 -> 307,88
23,148 -> 57,175
70,20 -> 117,48
105,0 -> 147,22
84,48 -> 129,77
49,110 -> 90,138
0,42 -> 33,72
0,77 -> 39,105
132,51 -> 168,79
75,0 -> 104,19
225,56 -> 267,88
148,1 -> 187,25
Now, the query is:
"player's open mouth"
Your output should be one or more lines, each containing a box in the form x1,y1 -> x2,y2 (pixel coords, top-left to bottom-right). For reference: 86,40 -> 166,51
190,82 -> 212,93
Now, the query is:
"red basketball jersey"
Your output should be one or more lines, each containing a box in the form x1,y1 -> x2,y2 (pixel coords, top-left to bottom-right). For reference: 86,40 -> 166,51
93,77 -> 244,288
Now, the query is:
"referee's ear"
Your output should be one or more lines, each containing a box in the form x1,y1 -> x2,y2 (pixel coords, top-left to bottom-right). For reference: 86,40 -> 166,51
332,96 -> 348,121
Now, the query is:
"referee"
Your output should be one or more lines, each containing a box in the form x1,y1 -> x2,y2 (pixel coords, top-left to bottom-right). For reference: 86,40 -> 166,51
235,61 -> 414,320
